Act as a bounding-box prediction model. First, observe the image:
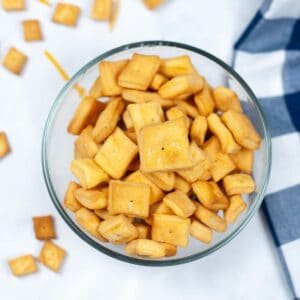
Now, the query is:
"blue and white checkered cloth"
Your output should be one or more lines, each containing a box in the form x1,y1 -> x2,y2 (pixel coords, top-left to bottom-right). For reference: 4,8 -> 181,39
233,0 -> 300,298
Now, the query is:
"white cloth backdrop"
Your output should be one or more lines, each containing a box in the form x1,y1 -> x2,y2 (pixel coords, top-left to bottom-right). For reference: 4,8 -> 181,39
0,0 -> 292,299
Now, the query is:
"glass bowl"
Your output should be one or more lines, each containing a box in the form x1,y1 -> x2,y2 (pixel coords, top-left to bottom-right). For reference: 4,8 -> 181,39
42,41 -> 271,266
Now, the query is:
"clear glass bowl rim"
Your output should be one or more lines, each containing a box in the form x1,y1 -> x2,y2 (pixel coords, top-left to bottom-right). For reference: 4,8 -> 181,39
41,40 -> 272,266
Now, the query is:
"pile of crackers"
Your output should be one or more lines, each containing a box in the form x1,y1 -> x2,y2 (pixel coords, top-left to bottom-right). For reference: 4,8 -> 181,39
8,216 -> 66,276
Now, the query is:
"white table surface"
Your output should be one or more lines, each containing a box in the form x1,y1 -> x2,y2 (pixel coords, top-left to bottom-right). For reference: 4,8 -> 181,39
0,0 -> 293,299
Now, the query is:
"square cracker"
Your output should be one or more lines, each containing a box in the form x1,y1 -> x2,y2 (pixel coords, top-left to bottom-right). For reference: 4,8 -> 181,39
108,180 -> 150,218
2,47 -> 27,75
95,127 -> 138,179
139,117 -> 193,172
127,101 -> 164,134
8,255 -> 38,277
39,241 -> 66,272
0,131 -> 11,158
22,20 -> 43,41
52,3 -> 80,27
33,215 -> 56,240
2,0 -> 25,11
118,53 -> 160,91
152,214 -> 190,247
